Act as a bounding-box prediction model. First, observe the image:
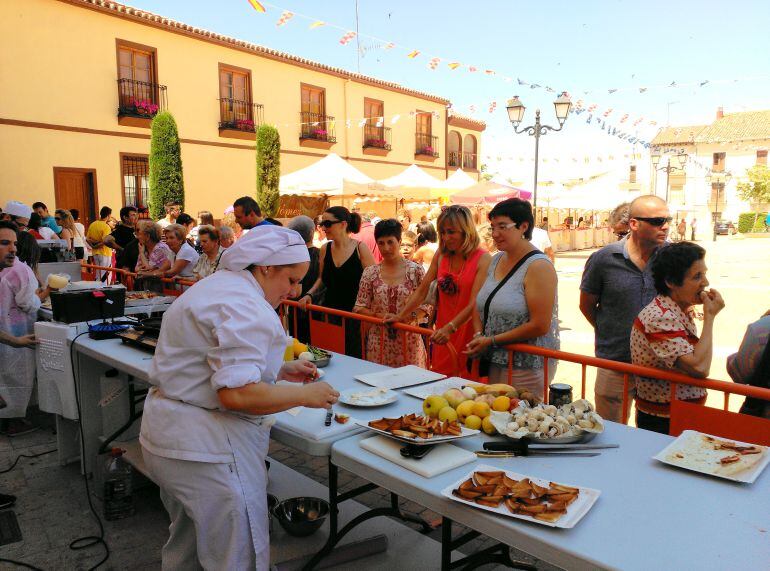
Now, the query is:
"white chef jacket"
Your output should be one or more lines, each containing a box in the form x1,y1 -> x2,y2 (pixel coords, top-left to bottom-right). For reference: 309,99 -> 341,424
140,268 -> 285,463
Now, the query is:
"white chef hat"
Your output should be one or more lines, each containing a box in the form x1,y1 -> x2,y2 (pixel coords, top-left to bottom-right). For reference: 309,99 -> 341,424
219,225 -> 309,271
4,201 -> 33,219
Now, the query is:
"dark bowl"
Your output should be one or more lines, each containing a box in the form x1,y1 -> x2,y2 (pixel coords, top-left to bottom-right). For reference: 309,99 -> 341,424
314,353 -> 332,368
272,497 -> 330,537
267,494 -> 279,534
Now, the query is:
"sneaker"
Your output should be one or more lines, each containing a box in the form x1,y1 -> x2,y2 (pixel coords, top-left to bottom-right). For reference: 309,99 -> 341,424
0,419 -> 39,437
0,493 -> 16,510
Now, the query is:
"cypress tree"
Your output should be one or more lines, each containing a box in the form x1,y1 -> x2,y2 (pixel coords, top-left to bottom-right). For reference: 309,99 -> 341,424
148,111 -> 184,219
256,124 -> 281,218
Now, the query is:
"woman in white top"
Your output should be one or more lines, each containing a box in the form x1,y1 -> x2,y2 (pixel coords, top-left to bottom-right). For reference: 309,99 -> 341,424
141,226 -> 339,570
163,224 -> 198,279
69,208 -> 89,260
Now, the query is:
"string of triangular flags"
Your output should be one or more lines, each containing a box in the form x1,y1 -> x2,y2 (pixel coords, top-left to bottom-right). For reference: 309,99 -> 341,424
246,0 -> 770,100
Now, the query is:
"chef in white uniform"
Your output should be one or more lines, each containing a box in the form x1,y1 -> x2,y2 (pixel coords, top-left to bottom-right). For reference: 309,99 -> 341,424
140,225 -> 340,570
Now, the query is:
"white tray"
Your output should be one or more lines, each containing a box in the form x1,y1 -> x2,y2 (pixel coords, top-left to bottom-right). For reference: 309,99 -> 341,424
441,464 -> 601,529
355,419 -> 480,446
403,377 -> 485,400
653,430 -> 770,484
338,387 -> 398,407
354,365 -> 445,390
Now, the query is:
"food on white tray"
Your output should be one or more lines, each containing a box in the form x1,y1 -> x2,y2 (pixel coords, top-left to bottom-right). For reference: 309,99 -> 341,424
451,470 -> 580,523
334,413 -> 350,424
489,399 -> 605,440
345,387 -> 391,405
368,413 -> 463,440
665,433 -> 766,477
125,291 -> 159,301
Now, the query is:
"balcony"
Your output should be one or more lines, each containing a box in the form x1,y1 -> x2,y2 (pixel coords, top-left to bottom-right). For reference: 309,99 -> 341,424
299,112 -> 337,149
415,133 -> 439,161
362,125 -> 391,156
448,151 -> 461,168
219,98 -> 264,140
117,78 -> 167,128
463,151 -> 478,171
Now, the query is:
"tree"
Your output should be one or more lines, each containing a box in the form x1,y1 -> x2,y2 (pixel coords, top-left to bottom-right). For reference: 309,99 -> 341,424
148,111 -> 184,219
480,163 -> 493,181
256,124 -> 281,218
736,164 -> 770,228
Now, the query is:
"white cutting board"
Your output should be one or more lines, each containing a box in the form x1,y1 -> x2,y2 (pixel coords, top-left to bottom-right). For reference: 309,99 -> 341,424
360,435 -> 476,478
354,365 -> 445,389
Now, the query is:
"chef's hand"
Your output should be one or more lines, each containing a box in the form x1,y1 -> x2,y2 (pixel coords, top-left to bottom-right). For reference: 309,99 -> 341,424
701,288 -> 725,318
464,335 -> 492,358
303,382 -> 339,409
11,334 -> 38,349
280,359 -> 318,383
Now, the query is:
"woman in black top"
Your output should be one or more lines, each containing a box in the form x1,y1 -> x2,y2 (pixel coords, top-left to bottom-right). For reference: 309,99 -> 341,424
298,206 -> 375,358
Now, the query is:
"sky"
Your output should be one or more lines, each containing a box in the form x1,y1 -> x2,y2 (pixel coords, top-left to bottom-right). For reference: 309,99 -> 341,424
126,0 -> 770,182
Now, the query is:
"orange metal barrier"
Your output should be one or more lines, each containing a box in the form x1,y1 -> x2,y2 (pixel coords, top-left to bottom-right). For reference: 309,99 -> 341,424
80,263 -> 196,294
478,342 -> 770,441
281,299 -> 460,377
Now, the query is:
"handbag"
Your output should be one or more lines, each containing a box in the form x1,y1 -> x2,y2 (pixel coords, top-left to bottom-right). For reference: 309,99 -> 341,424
471,250 -> 539,377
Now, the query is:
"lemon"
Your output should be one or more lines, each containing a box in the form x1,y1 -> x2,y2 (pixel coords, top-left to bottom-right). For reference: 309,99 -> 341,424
471,401 -> 491,419
492,396 -> 511,412
464,415 -> 482,430
481,416 -> 497,435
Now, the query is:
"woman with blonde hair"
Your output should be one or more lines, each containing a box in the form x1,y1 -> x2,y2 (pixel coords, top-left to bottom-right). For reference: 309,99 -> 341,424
389,205 -> 491,375
54,209 -> 76,252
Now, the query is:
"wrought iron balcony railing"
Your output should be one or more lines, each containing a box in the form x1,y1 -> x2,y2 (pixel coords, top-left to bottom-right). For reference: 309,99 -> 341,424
363,124 -> 392,150
463,151 -> 477,169
300,112 -> 337,143
448,151 -> 461,167
219,98 -> 264,132
117,78 -> 167,118
415,133 -> 439,157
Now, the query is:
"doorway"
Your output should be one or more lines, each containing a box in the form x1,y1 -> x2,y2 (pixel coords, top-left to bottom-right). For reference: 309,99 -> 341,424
53,168 -> 98,226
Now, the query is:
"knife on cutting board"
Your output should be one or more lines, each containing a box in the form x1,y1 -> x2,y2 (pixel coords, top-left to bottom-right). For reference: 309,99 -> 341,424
483,441 -> 619,452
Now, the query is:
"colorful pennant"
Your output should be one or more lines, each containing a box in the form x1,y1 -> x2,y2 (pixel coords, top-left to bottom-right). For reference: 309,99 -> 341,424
247,0 -> 266,12
339,31 -> 356,45
276,10 -> 294,26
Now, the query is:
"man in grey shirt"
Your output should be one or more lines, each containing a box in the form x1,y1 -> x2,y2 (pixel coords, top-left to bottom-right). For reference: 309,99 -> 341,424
579,195 -> 671,422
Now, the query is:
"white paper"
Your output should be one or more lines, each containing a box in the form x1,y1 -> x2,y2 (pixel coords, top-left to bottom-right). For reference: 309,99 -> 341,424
354,365 -> 445,390
403,377 -> 485,400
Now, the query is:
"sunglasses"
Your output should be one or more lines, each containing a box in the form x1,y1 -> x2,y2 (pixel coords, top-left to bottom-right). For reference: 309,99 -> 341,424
615,230 -> 629,238
633,216 -> 672,227
319,219 -> 342,229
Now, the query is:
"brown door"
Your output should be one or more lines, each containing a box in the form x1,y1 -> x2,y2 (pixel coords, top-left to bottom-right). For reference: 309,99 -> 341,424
53,168 -> 98,226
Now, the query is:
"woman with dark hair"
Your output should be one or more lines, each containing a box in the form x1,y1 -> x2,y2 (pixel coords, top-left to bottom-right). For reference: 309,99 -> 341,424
27,213 -> 56,240
465,199 -> 559,395
389,205 -> 490,375
412,221 -> 438,270
298,206 -> 375,358
175,213 -> 196,247
728,311 -> 770,419
354,219 -> 430,367
630,241 -> 725,434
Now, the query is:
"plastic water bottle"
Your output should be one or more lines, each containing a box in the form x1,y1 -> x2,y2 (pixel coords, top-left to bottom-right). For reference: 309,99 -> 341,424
103,448 -> 135,520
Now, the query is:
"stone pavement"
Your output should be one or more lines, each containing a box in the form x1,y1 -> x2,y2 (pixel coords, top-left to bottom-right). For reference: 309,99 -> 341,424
0,411 -> 560,570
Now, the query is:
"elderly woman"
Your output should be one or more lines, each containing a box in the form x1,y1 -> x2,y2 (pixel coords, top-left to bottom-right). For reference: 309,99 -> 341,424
630,242 -> 725,434
354,219 -> 430,368
389,205 -> 491,375
297,207 -> 375,358
135,220 -> 173,289
192,225 -> 223,280
163,223 -> 198,279
219,225 -> 235,249
609,202 -> 630,240
465,199 -> 559,396
141,226 -> 338,569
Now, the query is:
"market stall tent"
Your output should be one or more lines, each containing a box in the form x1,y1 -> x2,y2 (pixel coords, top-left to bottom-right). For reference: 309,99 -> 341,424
440,169 -> 477,191
279,153 -> 378,196
449,179 -> 532,205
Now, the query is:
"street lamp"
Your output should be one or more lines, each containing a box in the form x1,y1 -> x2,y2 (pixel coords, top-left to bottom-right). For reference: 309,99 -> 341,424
506,92 -> 571,213
650,148 -> 687,202
705,170 -> 732,241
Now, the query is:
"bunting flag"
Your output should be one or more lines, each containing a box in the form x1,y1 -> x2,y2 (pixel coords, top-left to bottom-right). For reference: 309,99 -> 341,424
339,31 -> 356,45
407,50 -> 420,58
468,66 -> 478,73
358,118 -> 367,127
428,57 -> 440,70
390,114 -> 401,124
468,104 -> 476,114
376,117 -> 384,127
620,113 -> 629,123
247,0 -> 266,12
309,21 -> 326,29
603,108 -> 613,117
447,62 -> 461,70
488,101 -> 497,114
384,42 -> 395,50
276,10 -> 294,26
484,69 -> 496,76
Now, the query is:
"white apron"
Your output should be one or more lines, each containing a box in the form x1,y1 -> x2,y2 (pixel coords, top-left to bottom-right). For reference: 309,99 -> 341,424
0,260 -> 39,417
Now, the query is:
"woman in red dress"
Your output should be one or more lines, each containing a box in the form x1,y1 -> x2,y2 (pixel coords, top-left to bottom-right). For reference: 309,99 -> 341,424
391,205 -> 490,376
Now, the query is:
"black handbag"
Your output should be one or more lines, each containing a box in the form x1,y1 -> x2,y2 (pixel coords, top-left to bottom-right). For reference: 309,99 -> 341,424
738,338 -> 770,418
470,250 -> 539,377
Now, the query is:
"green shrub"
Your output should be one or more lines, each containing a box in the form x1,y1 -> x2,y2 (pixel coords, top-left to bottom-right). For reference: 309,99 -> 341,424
737,212 -> 768,233
256,124 -> 281,218
148,111 -> 184,220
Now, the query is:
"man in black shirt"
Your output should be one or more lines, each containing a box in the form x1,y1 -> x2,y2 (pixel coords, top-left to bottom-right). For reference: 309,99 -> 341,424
104,206 -> 139,273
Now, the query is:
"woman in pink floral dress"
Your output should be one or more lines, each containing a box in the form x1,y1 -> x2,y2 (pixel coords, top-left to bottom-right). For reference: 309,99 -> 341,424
355,219 -> 431,368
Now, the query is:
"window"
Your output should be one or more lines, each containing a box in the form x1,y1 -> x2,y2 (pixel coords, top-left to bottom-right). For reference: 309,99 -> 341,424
757,150 -> 768,166
363,98 -> 386,148
416,111 -> 432,136
712,152 -> 726,172
219,64 -> 254,130
117,40 -> 157,105
301,84 -> 325,116
121,154 -> 149,211
300,84 -> 330,140
463,134 -> 477,169
629,165 -> 637,183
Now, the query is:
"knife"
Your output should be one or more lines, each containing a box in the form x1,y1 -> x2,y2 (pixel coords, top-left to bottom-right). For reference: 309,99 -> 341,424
483,441 -> 619,452
324,407 -> 333,427
475,451 -> 600,458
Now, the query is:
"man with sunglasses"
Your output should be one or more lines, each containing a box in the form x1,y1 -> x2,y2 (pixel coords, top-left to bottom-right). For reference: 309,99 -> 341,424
579,195 -> 671,423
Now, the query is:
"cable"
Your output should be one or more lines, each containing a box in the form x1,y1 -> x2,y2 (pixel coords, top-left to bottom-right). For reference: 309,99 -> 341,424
0,558 -> 46,570
0,448 -> 56,475
68,331 -> 110,570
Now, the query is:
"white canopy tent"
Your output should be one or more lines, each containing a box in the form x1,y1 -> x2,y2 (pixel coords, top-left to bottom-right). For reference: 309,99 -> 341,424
279,153 -> 379,196
440,168 -> 477,190
378,164 -> 443,188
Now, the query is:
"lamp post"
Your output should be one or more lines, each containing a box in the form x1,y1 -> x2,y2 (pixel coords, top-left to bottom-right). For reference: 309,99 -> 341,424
705,170 -> 732,242
650,148 -> 687,203
506,92 -> 571,214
